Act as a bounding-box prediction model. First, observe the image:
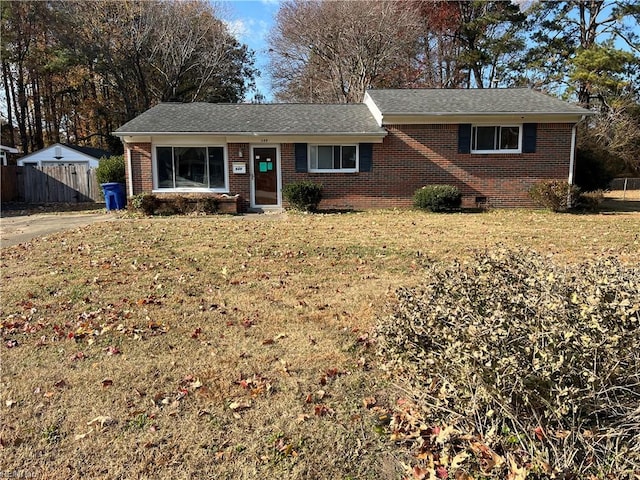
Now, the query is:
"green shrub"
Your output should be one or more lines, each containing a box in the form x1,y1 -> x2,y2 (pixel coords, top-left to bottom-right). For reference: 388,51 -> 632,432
96,155 -> 125,184
376,248 -> 640,478
413,185 -> 461,212
130,193 -> 157,215
282,181 -> 322,212
528,180 -> 580,212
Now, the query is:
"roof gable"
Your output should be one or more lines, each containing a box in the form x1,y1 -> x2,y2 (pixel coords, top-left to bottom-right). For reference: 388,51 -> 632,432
63,143 -> 111,159
18,143 -> 108,164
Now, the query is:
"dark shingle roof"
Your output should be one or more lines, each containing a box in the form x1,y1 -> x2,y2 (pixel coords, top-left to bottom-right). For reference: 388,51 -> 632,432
115,103 -> 386,135
64,143 -> 112,159
366,88 -> 591,116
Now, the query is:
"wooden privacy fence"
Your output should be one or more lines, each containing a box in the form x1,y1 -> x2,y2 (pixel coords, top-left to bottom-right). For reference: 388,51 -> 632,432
1,165 -> 101,204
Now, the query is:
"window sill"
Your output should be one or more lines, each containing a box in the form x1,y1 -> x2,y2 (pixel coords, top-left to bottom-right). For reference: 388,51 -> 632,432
470,150 -> 521,155
153,188 -> 228,193
308,169 -> 358,174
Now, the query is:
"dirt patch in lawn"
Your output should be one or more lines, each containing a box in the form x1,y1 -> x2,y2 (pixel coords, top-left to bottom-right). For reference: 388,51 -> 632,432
1,210 -> 638,479
1,211 -> 115,247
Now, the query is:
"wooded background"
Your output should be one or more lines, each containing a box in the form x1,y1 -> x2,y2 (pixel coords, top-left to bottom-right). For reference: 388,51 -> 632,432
2,0 -> 639,184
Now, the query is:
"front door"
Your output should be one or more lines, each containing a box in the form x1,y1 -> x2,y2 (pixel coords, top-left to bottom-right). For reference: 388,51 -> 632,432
252,147 -> 279,206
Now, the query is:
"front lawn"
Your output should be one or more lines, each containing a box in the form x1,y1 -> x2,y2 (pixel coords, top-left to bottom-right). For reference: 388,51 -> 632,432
1,210 -> 638,479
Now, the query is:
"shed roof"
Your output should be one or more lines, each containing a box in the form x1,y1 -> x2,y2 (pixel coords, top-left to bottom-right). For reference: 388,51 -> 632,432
17,143 -> 110,163
63,143 -> 111,159
115,103 -> 386,136
365,88 -> 591,116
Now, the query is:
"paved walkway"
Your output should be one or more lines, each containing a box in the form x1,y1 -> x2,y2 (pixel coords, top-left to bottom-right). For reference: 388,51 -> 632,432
0,212 -> 115,247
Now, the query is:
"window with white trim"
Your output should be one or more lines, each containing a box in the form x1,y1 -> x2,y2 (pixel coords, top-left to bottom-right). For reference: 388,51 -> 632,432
309,145 -> 358,172
155,146 -> 226,190
471,125 -> 521,153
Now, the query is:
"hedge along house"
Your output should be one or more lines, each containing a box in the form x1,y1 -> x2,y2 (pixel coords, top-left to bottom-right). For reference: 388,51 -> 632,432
114,88 -> 592,211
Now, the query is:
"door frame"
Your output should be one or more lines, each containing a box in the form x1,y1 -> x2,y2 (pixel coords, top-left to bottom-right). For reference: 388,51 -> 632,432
249,144 -> 281,209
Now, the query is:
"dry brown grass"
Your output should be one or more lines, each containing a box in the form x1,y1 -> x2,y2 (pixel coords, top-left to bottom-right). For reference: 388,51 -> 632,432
1,209 -> 639,479
605,189 -> 640,201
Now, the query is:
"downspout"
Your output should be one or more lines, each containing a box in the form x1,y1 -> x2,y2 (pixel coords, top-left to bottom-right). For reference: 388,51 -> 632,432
567,115 -> 585,207
126,145 -> 134,197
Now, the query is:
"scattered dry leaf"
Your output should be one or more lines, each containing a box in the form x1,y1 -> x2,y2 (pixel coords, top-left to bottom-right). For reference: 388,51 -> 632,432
228,401 -> 250,412
87,416 -> 115,428
363,396 -> 376,409
74,430 -> 93,441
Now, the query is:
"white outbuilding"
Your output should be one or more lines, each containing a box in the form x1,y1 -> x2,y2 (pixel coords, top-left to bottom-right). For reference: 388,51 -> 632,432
17,143 -> 110,168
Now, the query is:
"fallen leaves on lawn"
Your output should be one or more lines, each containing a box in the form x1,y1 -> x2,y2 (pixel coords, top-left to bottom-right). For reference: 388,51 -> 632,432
363,396 -> 377,409
235,374 -> 273,397
391,397 -> 535,480
228,400 -> 251,418
74,430 -> 93,441
274,436 -> 298,458
53,379 -> 67,389
319,367 -> 344,386
69,351 -> 86,361
2,301 -> 169,345
87,415 -> 116,428
105,345 -> 121,355
313,404 -> 334,417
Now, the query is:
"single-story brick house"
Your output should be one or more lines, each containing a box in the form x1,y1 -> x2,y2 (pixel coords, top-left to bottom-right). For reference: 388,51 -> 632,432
114,88 -> 591,211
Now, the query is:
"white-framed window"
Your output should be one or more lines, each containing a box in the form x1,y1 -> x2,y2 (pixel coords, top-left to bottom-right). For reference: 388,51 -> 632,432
471,125 -> 521,153
154,146 -> 227,191
309,144 -> 358,172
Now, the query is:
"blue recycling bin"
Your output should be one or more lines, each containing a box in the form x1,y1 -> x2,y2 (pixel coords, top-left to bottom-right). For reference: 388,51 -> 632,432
101,183 -> 126,211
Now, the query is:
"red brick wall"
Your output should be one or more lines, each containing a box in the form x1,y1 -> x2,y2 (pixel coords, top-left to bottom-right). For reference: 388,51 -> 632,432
282,123 -> 574,209
125,142 -> 251,211
126,143 -> 152,195
127,123 -> 574,209
227,143 -> 251,212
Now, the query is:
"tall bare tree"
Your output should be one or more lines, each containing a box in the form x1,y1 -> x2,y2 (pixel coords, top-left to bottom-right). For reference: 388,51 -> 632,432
269,0 -> 421,103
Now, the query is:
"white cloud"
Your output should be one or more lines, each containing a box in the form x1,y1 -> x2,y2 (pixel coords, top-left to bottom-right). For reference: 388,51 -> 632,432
511,0 -> 537,12
224,19 -> 249,38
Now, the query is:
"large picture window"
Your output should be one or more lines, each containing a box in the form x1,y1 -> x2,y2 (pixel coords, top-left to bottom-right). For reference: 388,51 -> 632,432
471,125 -> 521,153
309,145 -> 357,172
156,146 -> 226,190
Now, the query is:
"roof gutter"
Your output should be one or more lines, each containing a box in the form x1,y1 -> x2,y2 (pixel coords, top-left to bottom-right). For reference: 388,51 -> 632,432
113,131 -> 387,137
381,111 -> 589,116
567,115 -> 587,208
568,115 -> 586,185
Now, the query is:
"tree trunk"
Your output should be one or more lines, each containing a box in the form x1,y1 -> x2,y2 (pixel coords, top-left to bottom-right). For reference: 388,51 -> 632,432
16,62 -> 29,153
1,60 -> 16,148
31,76 -> 44,150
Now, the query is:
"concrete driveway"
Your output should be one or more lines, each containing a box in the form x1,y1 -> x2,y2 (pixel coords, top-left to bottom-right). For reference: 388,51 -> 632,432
0,212 -> 115,247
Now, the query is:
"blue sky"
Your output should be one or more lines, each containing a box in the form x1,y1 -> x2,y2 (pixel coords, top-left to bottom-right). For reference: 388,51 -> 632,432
219,0 -> 282,101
